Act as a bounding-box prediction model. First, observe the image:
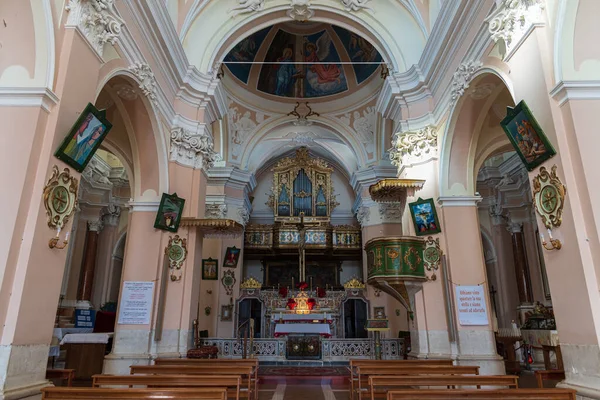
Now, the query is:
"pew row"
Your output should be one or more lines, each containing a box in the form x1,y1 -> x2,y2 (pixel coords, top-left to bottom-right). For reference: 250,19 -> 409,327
354,365 -> 480,400
369,375 -> 519,400
41,387 -> 228,400
386,388 -> 576,400
92,375 -> 243,400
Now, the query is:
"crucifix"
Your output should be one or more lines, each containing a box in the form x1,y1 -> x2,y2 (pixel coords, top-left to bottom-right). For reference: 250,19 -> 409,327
297,212 -> 307,282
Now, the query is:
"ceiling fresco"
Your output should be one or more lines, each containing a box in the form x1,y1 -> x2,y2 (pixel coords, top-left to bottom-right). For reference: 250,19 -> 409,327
223,24 -> 382,99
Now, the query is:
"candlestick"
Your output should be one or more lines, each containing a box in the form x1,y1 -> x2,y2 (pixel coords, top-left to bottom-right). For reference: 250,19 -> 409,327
547,228 -> 553,240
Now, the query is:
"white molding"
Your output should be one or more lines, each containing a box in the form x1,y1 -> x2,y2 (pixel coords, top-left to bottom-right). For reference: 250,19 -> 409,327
550,81 -> 600,106
127,200 -> 160,212
350,165 -> 399,193
437,195 -> 482,207
0,87 -> 59,113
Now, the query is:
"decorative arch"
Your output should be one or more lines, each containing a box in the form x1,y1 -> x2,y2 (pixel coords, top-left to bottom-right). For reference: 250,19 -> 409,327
439,68 -> 516,197
181,2 -> 428,75
94,68 -> 169,200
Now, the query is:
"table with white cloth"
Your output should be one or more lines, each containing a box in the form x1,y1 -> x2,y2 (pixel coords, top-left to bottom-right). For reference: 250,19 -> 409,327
274,323 -> 331,337
60,333 -> 113,380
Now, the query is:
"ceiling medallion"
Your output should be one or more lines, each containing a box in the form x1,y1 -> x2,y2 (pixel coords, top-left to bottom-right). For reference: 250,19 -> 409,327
165,235 -> 188,281
532,165 -> 566,229
43,166 -> 79,230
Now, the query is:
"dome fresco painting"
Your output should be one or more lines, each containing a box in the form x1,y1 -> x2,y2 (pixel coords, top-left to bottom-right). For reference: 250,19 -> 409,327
223,23 -> 383,99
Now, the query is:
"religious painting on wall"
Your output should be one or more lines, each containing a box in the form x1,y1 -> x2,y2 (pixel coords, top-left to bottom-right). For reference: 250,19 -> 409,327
202,258 -> 218,281
223,246 -> 241,268
373,306 -> 386,319
333,26 -> 382,84
408,198 -> 441,236
54,103 -> 113,172
154,192 -> 185,232
223,26 -> 270,84
500,100 -> 556,171
303,30 -> 348,98
265,263 -> 299,288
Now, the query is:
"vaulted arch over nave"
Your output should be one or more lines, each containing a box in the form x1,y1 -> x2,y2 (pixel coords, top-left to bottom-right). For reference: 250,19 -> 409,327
1,0 -> 600,398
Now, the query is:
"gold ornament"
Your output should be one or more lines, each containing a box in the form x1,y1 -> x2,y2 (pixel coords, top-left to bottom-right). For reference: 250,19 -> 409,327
532,165 -> 566,229
343,278 -> 366,289
240,277 -> 262,289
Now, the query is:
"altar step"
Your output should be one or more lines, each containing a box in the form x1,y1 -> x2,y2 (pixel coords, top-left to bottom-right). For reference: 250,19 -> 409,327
259,361 -> 349,367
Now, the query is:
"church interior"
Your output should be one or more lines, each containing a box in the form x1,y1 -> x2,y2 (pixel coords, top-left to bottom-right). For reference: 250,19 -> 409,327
1,0 -> 600,399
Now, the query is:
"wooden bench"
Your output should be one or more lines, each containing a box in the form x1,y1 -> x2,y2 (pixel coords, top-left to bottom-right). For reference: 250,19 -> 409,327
93,374 -> 242,400
153,358 -> 258,398
349,359 -> 454,400
130,365 -> 254,400
45,369 -> 75,387
535,370 -> 566,388
369,375 -> 519,400
41,387 -> 228,400
355,365 -> 480,400
386,388 -> 576,400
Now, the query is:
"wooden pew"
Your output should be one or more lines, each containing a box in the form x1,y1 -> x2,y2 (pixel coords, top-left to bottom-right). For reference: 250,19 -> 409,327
348,359 -> 454,400
153,359 -> 258,398
535,370 -> 565,388
92,374 -> 242,400
386,388 -> 576,400
130,365 -> 253,400
355,365 -> 480,400
45,368 -> 75,387
41,387 -> 228,400
369,375 -> 519,400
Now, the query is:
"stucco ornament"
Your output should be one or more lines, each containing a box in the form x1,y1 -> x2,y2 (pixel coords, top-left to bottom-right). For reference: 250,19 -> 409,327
129,63 -> 157,103
170,127 -> 218,170
389,126 -> 438,168
532,165 -> 566,229
340,0 -> 372,12
288,0 -> 314,21
65,0 -> 124,57
43,166 -> 79,230
378,202 -> 404,222
205,203 -> 228,219
353,107 -> 376,155
355,206 -> 370,226
450,60 -> 482,104
485,0 -> 545,59
238,207 -> 251,226
229,0 -> 265,16
229,108 -> 257,159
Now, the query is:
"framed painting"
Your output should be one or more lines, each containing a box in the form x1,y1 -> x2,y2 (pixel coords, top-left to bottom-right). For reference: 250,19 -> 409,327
223,246 -> 241,268
154,193 -> 185,232
373,306 -> 386,320
500,100 -> 556,171
409,198 -> 441,236
54,103 -> 113,172
220,304 -> 233,322
202,258 -> 218,281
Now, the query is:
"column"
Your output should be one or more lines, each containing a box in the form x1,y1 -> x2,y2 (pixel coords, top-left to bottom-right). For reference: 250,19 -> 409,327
438,196 -> 504,375
506,222 -> 533,305
76,220 -> 103,309
93,205 -> 122,308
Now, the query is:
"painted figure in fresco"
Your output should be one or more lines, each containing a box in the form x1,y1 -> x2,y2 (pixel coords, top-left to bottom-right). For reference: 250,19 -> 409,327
274,48 -> 301,96
349,34 -> 378,63
305,33 -> 342,84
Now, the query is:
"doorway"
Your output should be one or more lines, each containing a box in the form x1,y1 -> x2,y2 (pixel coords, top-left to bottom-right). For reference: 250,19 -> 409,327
343,299 -> 368,338
238,298 -> 263,338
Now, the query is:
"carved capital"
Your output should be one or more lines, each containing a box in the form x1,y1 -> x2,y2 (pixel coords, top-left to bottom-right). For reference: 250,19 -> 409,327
101,204 -> 121,226
355,206 -> 370,227
170,126 -> 218,170
450,61 -> 483,104
88,219 -> 104,232
506,221 -> 523,234
486,0 -> 545,59
65,0 -> 124,57
390,126 -> 438,168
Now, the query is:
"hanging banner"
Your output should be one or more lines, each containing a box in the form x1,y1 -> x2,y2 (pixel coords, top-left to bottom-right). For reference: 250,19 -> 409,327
455,285 -> 489,326
118,281 -> 155,325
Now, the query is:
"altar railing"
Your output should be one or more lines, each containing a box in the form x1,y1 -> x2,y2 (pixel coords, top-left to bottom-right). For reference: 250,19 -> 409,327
199,338 -> 405,362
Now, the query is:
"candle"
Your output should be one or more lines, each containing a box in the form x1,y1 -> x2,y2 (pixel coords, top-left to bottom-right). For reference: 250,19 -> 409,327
65,231 -> 70,241
547,229 -> 553,240
540,233 -> 545,243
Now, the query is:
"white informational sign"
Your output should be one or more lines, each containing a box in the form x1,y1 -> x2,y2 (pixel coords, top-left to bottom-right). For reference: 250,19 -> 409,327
455,285 -> 489,326
118,281 -> 155,325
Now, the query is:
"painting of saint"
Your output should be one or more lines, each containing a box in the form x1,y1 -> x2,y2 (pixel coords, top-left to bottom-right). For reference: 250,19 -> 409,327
223,247 -> 241,268
275,48 -> 302,96
154,193 -> 185,232
54,103 -> 112,172
303,30 -> 347,98
333,26 -> 382,84
500,101 -> 556,171
202,258 -> 218,280
258,29 -> 300,97
408,198 -> 441,236
224,27 -> 270,84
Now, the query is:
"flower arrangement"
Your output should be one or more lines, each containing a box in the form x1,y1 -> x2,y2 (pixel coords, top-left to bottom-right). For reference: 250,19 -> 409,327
317,287 -> 326,298
286,298 -> 297,310
279,287 -> 288,298
296,281 -> 309,291
307,298 -> 316,310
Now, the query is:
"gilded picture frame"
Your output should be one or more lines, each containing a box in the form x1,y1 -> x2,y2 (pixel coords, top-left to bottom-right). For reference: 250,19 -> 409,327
500,100 -> 556,171
223,246 -> 241,268
408,198 -> 441,236
154,193 -> 185,232
54,103 -> 113,172
202,258 -> 218,281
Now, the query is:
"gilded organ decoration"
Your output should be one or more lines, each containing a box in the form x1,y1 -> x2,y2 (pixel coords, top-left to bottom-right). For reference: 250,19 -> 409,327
268,147 -> 338,223
532,165 -> 566,229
